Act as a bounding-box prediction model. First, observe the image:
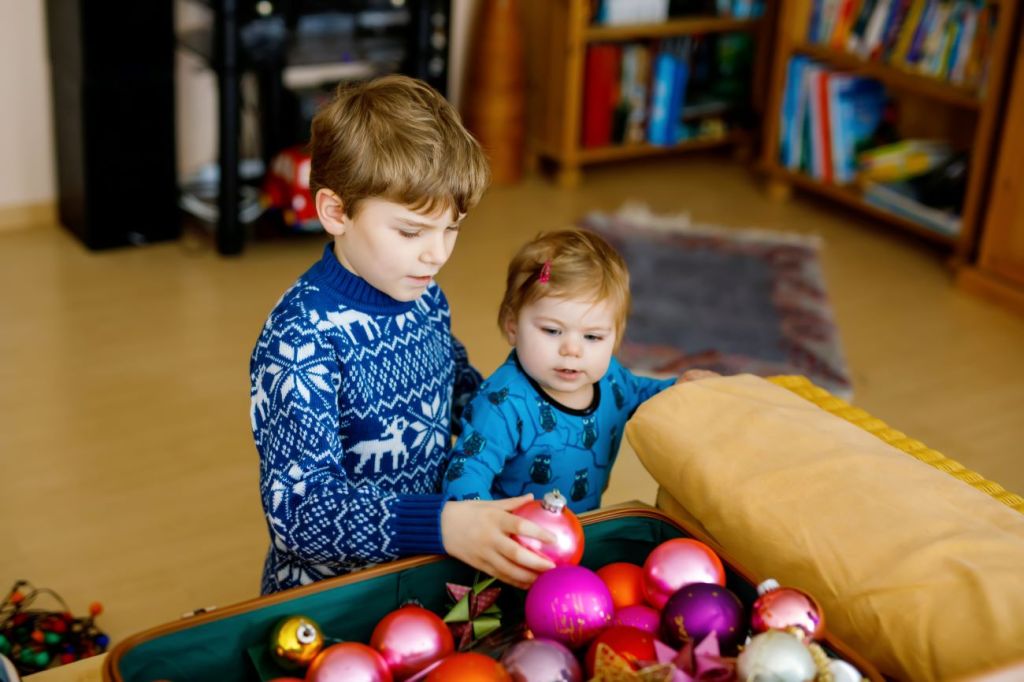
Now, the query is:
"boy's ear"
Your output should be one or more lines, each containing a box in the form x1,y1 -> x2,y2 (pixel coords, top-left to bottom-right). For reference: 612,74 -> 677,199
316,189 -> 348,237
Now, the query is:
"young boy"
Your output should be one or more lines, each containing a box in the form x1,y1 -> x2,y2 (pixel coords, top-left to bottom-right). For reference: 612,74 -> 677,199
443,230 -> 716,512
250,75 -> 554,594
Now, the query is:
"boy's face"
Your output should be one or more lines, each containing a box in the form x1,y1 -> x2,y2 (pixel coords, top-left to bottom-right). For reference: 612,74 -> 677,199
506,295 -> 618,407
321,195 -> 463,302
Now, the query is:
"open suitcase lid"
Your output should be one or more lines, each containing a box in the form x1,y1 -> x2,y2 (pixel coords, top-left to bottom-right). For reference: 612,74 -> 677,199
104,505 -> 882,682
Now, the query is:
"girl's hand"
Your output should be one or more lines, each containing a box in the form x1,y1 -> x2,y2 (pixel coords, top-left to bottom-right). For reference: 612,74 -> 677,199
677,369 -> 721,383
440,495 -> 557,589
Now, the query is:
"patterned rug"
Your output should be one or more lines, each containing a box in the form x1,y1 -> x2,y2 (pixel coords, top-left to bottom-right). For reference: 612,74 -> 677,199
580,204 -> 852,398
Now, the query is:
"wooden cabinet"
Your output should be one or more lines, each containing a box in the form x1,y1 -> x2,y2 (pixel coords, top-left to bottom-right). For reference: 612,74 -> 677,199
957,37 -> 1024,315
759,0 -> 1020,262
521,0 -> 770,187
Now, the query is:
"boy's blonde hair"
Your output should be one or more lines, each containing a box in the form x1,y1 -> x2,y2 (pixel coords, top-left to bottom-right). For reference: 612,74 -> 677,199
309,74 -> 490,219
499,230 -> 631,348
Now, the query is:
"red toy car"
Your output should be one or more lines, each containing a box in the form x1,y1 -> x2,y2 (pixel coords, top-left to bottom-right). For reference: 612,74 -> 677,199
261,145 -> 321,232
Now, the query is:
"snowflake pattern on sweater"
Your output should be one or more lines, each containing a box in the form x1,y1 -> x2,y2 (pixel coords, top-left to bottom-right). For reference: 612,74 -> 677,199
251,244 -> 481,593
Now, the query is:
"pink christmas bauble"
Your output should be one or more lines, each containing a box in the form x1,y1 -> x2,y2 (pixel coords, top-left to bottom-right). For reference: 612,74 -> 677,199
524,565 -> 614,647
370,606 -> 454,681
305,643 -> 392,682
611,604 -> 661,634
750,579 -> 825,642
500,639 -> 582,682
512,490 -> 585,566
642,538 -> 725,609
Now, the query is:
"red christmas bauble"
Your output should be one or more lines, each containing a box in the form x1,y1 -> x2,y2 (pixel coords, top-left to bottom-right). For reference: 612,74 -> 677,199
425,653 -> 511,681
305,643 -> 392,682
370,605 -> 454,681
642,538 -> 725,609
596,562 -> 646,610
512,490 -> 584,566
750,579 -> 825,642
583,625 -> 657,677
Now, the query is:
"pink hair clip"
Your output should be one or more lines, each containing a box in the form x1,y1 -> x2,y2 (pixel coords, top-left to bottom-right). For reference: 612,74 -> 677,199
538,260 -> 552,284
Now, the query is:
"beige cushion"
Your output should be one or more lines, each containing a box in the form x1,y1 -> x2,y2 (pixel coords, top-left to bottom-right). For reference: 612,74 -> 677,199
625,374 -> 1024,681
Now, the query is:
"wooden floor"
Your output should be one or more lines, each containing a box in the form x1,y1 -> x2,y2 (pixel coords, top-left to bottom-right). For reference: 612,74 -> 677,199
2,156 -> 1022,645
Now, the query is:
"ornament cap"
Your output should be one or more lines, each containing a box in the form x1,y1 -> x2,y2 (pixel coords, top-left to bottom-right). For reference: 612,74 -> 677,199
757,578 -> 780,595
541,489 -> 567,513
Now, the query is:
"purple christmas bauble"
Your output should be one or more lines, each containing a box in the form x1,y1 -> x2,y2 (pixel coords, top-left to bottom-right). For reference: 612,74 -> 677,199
500,639 -> 582,682
525,566 -> 614,648
612,604 -> 661,634
659,582 -> 746,655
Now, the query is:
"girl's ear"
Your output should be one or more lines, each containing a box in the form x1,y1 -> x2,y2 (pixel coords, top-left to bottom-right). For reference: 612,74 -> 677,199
503,317 -> 518,346
316,189 -> 348,237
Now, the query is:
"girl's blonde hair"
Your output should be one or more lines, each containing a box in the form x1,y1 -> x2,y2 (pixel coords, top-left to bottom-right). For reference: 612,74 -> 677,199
499,230 -> 631,348
309,74 -> 490,220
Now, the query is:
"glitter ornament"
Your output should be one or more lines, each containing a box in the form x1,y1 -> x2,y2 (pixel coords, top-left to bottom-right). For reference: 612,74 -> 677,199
611,604 -> 660,634
524,565 -> 614,647
659,583 -> 746,655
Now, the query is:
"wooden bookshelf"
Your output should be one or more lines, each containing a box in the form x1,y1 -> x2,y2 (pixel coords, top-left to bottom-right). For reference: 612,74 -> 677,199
522,0 -> 770,187
585,17 -> 760,41
760,0 -> 1021,261
792,43 -> 982,109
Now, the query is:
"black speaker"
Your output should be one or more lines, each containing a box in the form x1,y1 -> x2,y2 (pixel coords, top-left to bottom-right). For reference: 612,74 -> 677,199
405,0 -> 450,96
45,0 -> 180,250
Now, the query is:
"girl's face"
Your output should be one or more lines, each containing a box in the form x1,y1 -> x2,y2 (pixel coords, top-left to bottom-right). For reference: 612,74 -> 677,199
505,294 -> 618,409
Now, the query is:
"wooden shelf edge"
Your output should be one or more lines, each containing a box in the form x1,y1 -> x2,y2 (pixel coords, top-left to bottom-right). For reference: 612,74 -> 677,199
585,16 -> 761,42
792,43 -> 982,109
577,133 -> 741,163
957,267 -> 1024,316
768,166 -> 960,246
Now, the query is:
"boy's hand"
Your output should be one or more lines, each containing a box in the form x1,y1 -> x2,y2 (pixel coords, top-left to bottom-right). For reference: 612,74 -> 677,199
441,495 -> 557,590
677,369 -> 721,383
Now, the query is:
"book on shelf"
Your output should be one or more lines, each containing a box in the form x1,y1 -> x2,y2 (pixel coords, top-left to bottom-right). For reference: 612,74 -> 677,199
805,0 -> 995,88
582,44 -> 621,147
778,56 -> 886,182
861,180 -> 962,235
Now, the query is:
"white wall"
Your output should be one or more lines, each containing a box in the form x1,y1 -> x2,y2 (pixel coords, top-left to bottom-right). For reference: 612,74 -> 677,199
0,1 -> 55,207
0,0 -> 478,210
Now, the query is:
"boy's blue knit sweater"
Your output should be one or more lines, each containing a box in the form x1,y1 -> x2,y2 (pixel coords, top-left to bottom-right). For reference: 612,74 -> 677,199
250,243 -> 481,593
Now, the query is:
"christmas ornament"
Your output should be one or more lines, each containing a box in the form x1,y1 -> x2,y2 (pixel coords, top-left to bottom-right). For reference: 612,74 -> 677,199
500,639 -> 582,682
660,583 -> 745,655
750,579 -> 825,643
524,565 -> 614,647
642,539 -> 725,609
597,563 -> 646,610
370,605 -> 454,681
425,652 -> 511,681
268,615 -> 324,670
654,632 -> 735,682
589,643 -> 674,682
443,576 -> 503,651
828,657 -> 865,682
268,678 -> 304,681
512,490 -> 585,566
306,642 -> 393,682
584,626 -> 657,677
735,630 -> 816,682
611,605 -> 660,634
